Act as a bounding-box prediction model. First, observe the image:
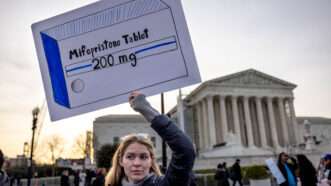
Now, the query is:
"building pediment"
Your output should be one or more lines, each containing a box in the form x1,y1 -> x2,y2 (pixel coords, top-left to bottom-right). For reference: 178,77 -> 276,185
185,68 -> 297,104
208,69 -> 296,89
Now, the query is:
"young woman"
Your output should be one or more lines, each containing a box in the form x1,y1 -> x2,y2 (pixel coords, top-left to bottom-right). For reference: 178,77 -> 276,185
277,152 -> 298,186
105,92 -> 196,186
296,154 -> 317,186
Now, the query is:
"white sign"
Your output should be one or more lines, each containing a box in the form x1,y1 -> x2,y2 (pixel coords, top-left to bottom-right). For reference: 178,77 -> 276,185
265,158 -> 286,184
32,0 -> 201,121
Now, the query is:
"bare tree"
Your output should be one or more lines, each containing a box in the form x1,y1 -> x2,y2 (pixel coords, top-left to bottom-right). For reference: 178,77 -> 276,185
47,135 -> 64,164
34,142 -> 50,164
48,135 -> 64,176
73,133 -> 88,158
72,131 -> 92,159
34,135 -> 64,165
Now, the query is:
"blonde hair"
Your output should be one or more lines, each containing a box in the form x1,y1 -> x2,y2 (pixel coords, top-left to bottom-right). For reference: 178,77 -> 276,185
105,134 -> 161,186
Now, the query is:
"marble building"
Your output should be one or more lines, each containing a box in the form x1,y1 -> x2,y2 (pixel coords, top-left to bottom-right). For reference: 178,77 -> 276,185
93,69 -> 331,168
180,69 -> 299,157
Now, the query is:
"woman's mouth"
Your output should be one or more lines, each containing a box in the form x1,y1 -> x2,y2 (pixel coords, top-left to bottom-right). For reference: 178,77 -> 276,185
131,170 -> 143,174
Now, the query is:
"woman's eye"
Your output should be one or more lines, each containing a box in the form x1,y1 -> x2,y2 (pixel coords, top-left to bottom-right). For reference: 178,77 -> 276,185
126,154 -> 135,160
140,154 -> 149,160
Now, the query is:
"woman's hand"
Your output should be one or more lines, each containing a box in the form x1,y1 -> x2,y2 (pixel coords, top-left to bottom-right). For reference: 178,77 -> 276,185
129,91 -> 141,106
129,91 -> 160,122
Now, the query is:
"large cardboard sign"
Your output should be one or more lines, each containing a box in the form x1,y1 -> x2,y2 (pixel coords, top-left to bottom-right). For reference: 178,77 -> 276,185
32,0 -> 201,121
265,158 -> 286,184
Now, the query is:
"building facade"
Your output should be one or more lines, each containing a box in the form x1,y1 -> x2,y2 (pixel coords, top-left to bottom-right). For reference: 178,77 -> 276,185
93,115 -> 164,161
92,69 -> 331,168
179,69 -> 298,156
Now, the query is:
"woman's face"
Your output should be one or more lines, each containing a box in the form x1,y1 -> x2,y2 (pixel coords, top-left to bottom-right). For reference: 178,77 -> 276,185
281,153 -> 289,164
120,142 -> 152,183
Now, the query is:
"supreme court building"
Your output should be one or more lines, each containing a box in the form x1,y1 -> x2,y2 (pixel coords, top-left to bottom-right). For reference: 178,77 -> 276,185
94,69 -> 330,167
172,69 -> 300,158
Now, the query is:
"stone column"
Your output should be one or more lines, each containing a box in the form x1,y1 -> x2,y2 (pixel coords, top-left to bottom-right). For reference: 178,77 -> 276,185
255,97 -> 268,148
219,95 -> 228,143
267,97 -> 280,149
288,98 -> 299,144
278,97 -> 289,146
202,99 -> 210,148
231,96 -> 242,144
243,96 -> 254,147
207,96 -> 217,146
195,102 -> 204,150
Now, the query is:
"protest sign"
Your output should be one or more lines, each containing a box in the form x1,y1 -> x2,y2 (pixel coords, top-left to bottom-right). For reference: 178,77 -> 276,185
32,0 -> 201,121
265,158 -> 286,184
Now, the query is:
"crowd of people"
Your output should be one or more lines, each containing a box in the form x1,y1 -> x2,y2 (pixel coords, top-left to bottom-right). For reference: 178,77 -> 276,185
214,152 -> 331,186
1,93 -> 331,186
0,92 -> 196,186
59,168 -> 107,186
277,152 -> 331,186
214,159 -> 243,186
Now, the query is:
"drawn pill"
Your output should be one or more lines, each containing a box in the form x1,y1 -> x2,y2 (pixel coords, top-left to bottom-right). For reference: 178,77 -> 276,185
71,79 -> 85,93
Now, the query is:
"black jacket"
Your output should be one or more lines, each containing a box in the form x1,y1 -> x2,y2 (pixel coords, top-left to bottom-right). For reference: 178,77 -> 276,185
127,115 -> 196,186
231,162 -> 242,180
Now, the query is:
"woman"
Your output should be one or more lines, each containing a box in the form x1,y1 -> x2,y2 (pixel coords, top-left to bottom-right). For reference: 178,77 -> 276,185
105,92 -> 196,186
214,163 -> 229,186
317,157 -> 325,182
277,152 -> 298,186
296,154 -> 317,186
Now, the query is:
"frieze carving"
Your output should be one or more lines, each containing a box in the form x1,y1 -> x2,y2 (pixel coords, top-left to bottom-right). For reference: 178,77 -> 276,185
215,71 -> 288,87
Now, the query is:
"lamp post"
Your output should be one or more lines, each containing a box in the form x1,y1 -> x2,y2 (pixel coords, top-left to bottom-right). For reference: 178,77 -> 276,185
161,93 -> 167,173
27,107 -> 39,186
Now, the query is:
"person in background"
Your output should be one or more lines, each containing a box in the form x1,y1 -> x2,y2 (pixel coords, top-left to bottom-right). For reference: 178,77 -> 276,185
92,168 -> 106,186
79,170 -> 86,186
74,170 -> 80,186
321,154 -> 331,186
60,169 -> 70,186
231,159 -> 242,186
85,169 -> 95,186
277,152 -> 297,186
104,92 -> 196,186
0,149 -> 9,186
214,163 -> 229,186
296,154 -> 317,186
317,157 -> 326,183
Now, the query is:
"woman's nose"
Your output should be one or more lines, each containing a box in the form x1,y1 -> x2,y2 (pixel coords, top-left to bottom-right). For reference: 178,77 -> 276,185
132,157 -> 142,165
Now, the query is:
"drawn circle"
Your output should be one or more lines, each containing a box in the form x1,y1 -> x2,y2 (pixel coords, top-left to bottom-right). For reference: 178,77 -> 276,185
71,79 -> 85,93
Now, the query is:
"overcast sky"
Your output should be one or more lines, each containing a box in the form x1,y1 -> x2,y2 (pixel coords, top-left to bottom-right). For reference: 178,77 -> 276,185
0,0 -> 331,158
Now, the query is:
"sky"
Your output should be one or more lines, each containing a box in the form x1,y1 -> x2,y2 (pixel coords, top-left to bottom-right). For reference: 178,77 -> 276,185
0,0 -> 331,159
